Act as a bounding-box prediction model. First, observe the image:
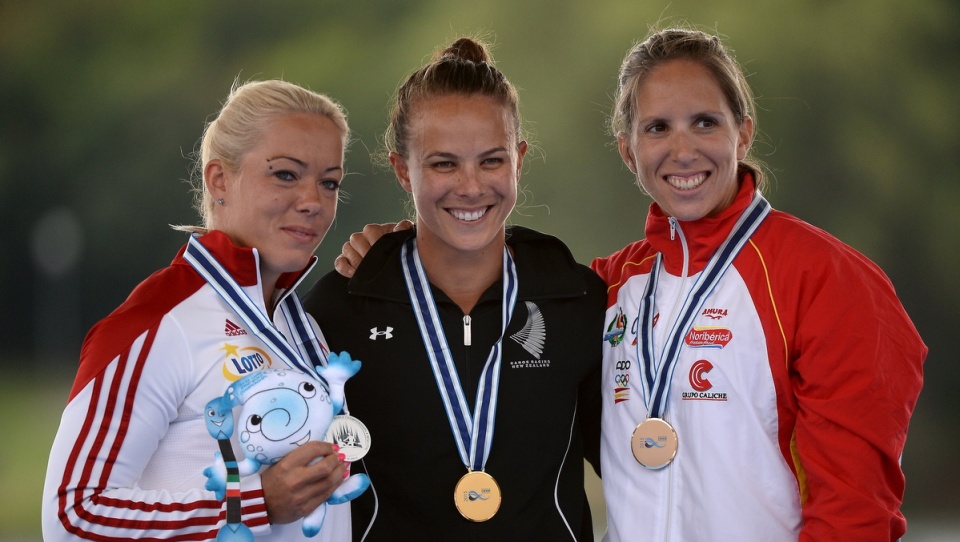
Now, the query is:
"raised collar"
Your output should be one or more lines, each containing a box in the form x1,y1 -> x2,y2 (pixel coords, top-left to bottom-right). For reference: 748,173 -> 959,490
173,229 -> 317,292
347,225 -> 590,304
644,172 -> 759,276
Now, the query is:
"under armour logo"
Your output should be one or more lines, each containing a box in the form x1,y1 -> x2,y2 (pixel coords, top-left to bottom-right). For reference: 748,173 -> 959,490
370,327 -> 393,340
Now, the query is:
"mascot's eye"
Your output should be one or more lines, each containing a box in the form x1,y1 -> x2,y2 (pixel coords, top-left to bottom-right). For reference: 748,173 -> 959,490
207,408 -> 216,417
299,381 -> 317,398
246,414 -> 262,433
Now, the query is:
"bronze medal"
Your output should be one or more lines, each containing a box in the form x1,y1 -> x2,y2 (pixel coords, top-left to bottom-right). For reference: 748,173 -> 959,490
454,471 -> 501,522
631,418 -> 678,469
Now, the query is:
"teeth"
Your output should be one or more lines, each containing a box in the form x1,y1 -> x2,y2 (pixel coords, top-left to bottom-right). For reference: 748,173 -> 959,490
667,173 -> 706,190
451,208 -> 486,221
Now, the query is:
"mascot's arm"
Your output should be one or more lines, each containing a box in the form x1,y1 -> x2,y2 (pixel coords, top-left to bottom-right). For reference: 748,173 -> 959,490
317,351 -> 361,413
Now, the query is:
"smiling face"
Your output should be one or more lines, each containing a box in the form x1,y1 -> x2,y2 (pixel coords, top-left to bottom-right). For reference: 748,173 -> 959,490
206,112 -> 344,287
618,59 -> 754,221
390,94 -> 526,260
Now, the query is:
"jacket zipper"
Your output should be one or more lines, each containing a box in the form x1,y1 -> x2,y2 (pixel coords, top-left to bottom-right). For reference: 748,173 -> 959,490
463,315 -> 472,346
663,217 -> 690,541
663,217 -> 691,338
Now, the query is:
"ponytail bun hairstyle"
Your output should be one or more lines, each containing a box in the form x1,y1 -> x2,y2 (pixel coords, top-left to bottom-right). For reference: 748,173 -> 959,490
384,37 -> 522,159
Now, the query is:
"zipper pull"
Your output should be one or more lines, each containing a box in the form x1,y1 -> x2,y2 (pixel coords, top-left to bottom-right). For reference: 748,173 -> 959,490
463,315 -> 472,346
669,216 -> 678,241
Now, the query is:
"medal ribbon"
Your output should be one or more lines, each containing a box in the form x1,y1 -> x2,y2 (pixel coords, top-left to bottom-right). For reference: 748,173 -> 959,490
637,192 -> 770,418
402,238 -> 518,472
278,294 -> 330,371
184,234 -> 329,390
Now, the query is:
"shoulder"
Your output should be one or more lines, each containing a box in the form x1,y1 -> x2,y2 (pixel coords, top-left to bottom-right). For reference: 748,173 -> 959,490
73,258 -> 204,398
303,268 -> 351,311
85,261 -> 205,351
506,225 -> 579,270
312,229 -> 413,307
507,225 -> 605,298
590,238 -> 655,287
753,210 -> 889,279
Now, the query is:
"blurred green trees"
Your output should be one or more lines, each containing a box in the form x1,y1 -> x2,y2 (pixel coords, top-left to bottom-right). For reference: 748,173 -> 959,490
1,0 -> 956,538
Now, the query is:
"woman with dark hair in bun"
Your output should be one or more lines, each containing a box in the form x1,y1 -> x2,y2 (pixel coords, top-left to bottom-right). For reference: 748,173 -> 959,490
304,38 -> 604,540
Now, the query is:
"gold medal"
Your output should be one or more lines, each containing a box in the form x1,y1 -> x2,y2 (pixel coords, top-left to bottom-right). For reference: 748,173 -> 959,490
454,471 -> 501,522
631,418 -> 678,469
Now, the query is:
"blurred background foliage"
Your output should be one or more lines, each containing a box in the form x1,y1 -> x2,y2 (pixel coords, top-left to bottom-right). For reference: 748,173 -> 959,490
1,0 -> 957,539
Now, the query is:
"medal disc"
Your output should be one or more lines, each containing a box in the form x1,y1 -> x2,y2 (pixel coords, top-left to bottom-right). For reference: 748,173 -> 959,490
323,415 -> 371,462
631,418 -> 678,469
454,471 -> 501,522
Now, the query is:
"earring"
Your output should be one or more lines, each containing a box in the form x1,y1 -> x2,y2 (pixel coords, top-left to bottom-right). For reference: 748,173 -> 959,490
216,198 -> 225,206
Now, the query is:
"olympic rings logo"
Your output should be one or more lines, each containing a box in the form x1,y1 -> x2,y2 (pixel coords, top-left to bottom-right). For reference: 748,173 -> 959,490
614,373 -> 630,387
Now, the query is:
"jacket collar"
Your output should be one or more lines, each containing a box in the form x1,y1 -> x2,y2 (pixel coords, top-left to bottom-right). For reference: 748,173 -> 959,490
173,229 -> 317,293
347,225 -> 589,304
645,171 -> 758,276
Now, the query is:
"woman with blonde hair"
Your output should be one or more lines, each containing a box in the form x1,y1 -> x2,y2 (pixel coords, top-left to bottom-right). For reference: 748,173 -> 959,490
43,79 -> 355,541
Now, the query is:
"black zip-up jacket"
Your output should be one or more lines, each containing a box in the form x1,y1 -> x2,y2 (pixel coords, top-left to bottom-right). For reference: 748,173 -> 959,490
304,226 -> 605,541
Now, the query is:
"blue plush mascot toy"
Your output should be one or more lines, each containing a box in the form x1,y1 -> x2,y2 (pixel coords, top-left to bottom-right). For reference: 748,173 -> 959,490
203,351 -> 370,540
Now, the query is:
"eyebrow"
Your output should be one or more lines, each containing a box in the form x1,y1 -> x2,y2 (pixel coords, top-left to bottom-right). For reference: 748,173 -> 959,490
267,156 -> 343,174
637,110 -> 726,124
480,146 -> 509,157
425,147 -> 509,160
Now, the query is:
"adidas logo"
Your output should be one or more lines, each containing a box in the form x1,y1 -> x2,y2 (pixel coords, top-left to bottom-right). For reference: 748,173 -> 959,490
224,319 -> 247,337
510,301 -> 545,358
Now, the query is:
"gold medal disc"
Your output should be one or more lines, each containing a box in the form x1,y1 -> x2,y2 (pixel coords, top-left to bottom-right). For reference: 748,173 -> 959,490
454,471 -> 501,521
631,418 -> 678,469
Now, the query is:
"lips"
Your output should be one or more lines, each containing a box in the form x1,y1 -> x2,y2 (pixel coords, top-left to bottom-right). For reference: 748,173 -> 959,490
665,173 -> 707,190
282,226 -> 318,241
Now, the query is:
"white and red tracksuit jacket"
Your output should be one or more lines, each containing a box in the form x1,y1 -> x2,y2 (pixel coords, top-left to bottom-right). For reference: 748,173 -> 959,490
42,230 -> 349,541
591,175 -> 926,541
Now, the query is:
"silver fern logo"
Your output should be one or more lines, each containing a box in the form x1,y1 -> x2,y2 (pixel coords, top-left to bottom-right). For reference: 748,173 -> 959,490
510,301 -> 546,358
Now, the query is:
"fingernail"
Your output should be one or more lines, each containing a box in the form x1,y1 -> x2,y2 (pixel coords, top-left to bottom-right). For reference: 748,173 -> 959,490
332,444 -> 340,452
337,453 -> 346,462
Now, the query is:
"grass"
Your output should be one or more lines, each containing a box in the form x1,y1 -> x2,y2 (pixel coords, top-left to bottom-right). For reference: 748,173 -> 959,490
0,371 -> 71,541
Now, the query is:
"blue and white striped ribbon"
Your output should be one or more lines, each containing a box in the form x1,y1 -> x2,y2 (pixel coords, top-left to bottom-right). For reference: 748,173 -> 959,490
636,192 -> 771,418
401,238 -> 518,472
184,234 -> 328,391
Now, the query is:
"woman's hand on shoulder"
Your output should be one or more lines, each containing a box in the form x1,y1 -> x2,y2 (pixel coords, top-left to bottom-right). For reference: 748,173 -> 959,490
334,220 -> 414,277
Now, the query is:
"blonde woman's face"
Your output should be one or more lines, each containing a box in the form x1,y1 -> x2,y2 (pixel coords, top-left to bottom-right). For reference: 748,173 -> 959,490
618,59 -> 753,221
213,113 -> 344,286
